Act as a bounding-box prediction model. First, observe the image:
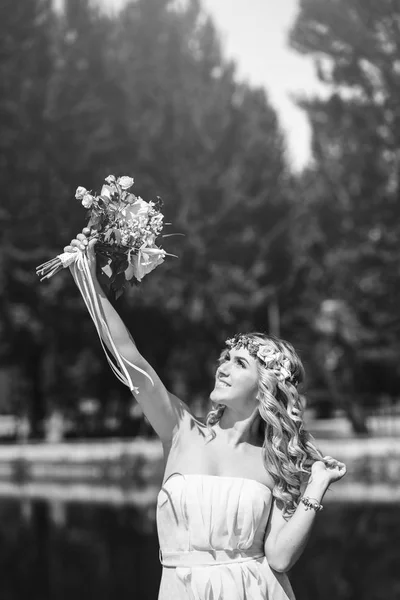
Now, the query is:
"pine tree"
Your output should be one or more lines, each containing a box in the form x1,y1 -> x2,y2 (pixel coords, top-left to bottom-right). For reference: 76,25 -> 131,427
289,0 -> 400,430
0,0 -> 55,436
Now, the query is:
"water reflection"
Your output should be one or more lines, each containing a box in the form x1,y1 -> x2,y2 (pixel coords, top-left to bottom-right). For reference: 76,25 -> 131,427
291,503 -> 400,600
0,494 -> 161,600
0,487 -> 398,600
0,481 -> 160,508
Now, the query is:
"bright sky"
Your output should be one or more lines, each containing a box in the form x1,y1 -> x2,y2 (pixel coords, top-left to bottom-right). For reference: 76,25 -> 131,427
98,0 -> 327,171
200,0 -> 323,170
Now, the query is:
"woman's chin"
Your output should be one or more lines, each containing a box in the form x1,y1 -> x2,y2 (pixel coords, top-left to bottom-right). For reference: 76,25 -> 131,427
210,388 -> 229,403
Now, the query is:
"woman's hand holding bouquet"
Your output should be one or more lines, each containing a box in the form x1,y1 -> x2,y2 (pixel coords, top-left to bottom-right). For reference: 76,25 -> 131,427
64,229 -> 96,276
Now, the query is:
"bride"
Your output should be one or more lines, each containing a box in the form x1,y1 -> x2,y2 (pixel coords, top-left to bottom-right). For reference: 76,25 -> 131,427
65,231 -> 346,600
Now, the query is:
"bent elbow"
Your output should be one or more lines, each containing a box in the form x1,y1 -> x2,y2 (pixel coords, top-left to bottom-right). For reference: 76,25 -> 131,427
267,559 -> 291,573
265,550 -> 293,573
265,539 -> 295,573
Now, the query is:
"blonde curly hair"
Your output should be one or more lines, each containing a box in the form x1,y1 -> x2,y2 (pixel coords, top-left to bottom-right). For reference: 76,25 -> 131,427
205,332 -> 323,519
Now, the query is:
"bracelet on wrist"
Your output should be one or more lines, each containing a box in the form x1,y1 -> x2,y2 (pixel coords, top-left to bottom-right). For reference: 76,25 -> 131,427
300,496 -> 323,512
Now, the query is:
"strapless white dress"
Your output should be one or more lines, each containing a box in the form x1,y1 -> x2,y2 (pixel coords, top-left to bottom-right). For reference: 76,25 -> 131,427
157,472 -> 296,599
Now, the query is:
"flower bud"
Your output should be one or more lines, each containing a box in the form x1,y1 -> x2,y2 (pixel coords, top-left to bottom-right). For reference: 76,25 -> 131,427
75,186 -> 87,200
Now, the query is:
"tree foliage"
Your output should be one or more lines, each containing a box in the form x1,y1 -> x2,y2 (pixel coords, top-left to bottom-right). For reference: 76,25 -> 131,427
0,0 -> 297,436
289,0 -> 400,427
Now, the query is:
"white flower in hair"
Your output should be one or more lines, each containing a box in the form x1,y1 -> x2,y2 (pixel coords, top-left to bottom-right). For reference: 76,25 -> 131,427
225,335 -> 294,384
279,361 -> 292,382
256,345 -> 277,366
257,346 -> 291,382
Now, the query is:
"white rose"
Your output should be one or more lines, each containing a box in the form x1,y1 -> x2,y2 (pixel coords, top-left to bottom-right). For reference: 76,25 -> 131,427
105,175 -> 116,184
279,359 -> 292,382
118,176 -> 134,190
82,193 -> 95,209
121,197 -> 151,221
75,186 -> 87,200
257,345 -> 273,362
257,346 -> 283,371
125,247 -> 165,282
279,366 -> 291,381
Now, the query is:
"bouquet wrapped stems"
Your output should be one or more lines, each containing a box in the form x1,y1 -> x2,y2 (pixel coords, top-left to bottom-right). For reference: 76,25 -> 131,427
36,250 -> 84,281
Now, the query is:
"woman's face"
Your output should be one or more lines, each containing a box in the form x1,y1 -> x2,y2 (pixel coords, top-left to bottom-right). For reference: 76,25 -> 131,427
210,346 -> 259,410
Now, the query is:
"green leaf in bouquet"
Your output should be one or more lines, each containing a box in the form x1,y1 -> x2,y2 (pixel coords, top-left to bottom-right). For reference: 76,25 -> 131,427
115,258 -> 129,275
109,255 -> 121,275
97,266 -> 112,291
88,213 -> 102,230
115,287 -> 125,300
101,263 -> 113,278
111,272 -> 127,300
96,250 -> 110,268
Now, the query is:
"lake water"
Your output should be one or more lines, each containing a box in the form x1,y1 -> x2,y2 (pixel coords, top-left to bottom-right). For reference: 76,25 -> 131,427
0,493 -> 398,600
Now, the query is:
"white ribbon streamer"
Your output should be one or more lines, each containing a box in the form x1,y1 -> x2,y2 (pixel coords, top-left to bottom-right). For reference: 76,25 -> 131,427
68,250 -> 154,394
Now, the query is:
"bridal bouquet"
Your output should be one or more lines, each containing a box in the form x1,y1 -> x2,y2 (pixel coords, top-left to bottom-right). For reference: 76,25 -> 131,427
36,174 -> 176,298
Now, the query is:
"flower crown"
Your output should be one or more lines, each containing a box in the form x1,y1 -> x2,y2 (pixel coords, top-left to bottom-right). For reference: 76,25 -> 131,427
225,334 -> 297,386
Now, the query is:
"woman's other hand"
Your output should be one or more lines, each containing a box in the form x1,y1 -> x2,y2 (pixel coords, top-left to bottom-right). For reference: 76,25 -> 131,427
311,456 -> 347,486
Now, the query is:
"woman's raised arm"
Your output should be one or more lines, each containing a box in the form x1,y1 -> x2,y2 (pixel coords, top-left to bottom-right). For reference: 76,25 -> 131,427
66,232 -> 192,445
